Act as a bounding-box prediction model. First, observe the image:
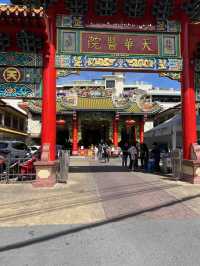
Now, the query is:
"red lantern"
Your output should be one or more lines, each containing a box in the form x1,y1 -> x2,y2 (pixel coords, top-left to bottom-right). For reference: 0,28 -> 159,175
18,102 -> 28,109
56,120 -> 66,126
125,119 -> 135,128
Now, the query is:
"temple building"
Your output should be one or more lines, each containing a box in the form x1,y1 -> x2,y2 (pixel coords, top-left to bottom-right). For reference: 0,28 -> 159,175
26,73 -> 161,154
57,73 -> 181,109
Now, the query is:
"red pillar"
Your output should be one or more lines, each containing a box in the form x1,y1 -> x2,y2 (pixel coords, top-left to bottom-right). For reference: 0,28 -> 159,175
181,19 -> 197,160
113,117 -> 119,147
41,13 -> 56,161
72,112 -> 78,155
139,121 -> 144,144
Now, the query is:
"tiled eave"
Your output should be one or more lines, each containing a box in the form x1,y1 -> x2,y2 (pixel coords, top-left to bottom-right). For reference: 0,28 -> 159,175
0,5 -> 44,18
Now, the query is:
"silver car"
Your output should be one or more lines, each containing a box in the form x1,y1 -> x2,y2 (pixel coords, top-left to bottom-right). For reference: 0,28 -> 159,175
0,141 -> 30,161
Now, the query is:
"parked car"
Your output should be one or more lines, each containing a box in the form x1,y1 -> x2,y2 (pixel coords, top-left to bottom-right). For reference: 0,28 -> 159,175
28,145 -> 40,155
0,141 -> 30,162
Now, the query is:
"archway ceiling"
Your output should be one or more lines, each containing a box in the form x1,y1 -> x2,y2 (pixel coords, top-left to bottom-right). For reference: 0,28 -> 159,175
10,0 -> 200,22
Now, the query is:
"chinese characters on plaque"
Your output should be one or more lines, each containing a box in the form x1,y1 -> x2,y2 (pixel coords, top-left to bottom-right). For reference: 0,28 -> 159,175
60,30 -> 178,58
81,32 -> 159,55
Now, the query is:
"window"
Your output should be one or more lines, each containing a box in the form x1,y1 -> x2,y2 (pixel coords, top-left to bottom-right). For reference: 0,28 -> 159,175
19,119 -> 24,131
124,87 -> 137,91
0,113 -> 2,125
95,0 -> 117,16
13,116 -> 18,129
4,114 -> 11,127
64,0 -> 88,16
0,142 -> 8,149
152,95 -> 181,102
106,80 -> 115,89
12,142 -> 27,150
30,147 -> 38,151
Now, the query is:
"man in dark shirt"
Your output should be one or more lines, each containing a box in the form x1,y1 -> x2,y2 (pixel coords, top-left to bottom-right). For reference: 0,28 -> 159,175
122,143 -> 129,167
151,142 -> 160,172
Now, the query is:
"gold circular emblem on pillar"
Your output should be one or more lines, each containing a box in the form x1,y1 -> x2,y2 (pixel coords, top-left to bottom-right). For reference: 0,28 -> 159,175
3,67 -> 21,83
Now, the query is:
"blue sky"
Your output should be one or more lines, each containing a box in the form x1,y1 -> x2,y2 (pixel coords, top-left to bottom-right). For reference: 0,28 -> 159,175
1,0 -> 180,90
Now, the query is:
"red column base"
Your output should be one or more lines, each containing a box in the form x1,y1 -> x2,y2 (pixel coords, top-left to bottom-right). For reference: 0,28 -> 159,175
181,160 -> 200,184
33,160 -> 58,188
72,150 -> 78,156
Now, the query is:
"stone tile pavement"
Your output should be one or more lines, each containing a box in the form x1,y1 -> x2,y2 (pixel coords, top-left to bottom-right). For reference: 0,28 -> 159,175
0,157 -> 200,227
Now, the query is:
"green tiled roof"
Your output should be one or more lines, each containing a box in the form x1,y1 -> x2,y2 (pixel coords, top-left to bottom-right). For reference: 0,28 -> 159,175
27,97 -> 161,114
125,103 -> 142,113
76,97 -> 115,110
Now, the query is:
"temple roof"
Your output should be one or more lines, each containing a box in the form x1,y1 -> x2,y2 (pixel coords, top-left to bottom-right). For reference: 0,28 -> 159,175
27,96 -> 161,115
0,4 -> 44,17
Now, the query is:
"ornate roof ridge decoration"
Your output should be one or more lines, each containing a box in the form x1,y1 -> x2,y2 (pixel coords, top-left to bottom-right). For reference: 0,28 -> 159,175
124,101 -> 161,114
26,96 -> 161,115
0,4 -> 44,17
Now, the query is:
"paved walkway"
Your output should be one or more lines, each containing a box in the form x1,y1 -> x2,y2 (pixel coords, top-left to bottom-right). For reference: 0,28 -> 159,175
0,157 -> 200,226
1,157 -> 200,266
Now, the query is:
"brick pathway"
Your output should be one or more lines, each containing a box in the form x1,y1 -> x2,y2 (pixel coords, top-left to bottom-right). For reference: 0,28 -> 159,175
88,159 -> 199,220
0,157 -> 200,226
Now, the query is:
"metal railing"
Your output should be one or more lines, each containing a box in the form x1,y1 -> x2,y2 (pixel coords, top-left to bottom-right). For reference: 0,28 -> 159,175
0,150 -> 70,184
0,155 -> 37,183
56,150 -> 70,183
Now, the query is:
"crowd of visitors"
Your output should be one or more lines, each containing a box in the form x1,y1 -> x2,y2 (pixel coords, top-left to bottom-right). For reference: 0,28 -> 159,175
95,142 -> 111,163
93,140 -> 161,173
120,142 -> 161,172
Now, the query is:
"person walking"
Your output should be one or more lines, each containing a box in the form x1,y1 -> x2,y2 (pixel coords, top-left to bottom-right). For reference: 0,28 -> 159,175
97,143 -> 103,160
134,142 -> 140,169
94,145 -> 98,160
140,143 -> 149,170
151,142 -> 161,172
102,143 -> 110,163
122,142 -> 129,167
128,144 -> 137,171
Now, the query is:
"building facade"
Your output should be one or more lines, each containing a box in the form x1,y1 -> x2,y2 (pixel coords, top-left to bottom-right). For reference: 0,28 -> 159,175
0,99 -> 28,141
26,74 -> 161,154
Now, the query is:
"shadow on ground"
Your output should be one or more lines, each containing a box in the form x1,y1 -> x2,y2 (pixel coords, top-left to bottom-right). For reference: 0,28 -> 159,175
0,193 -> 199,252
70,165 -> 130,173
0,181 -> 180,223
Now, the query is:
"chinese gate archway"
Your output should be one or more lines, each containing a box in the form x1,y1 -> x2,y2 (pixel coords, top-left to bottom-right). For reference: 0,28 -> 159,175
4,0 -> 200,184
